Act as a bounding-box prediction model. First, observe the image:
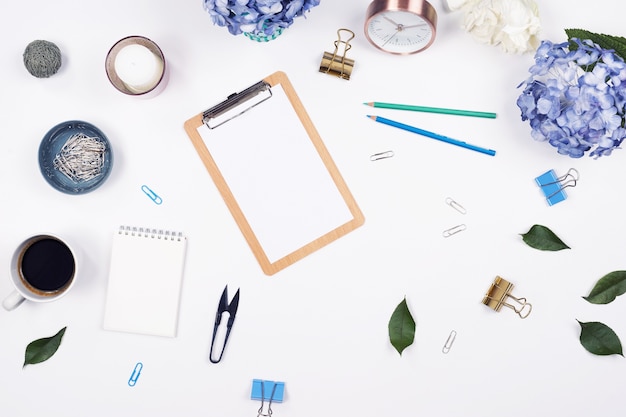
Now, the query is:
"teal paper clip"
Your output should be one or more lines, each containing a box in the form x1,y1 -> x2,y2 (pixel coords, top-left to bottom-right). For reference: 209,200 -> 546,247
141,185 -> 162,204
251,379 -> 285,403
128,362 -> 143,386
535,168 -> 579,206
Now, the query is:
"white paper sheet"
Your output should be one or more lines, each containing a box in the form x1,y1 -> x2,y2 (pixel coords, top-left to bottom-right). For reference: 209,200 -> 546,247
103,227 -> 187,337
198,84 -> 354,263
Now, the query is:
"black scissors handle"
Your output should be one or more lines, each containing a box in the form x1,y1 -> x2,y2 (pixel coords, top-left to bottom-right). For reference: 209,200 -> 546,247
209,286 -> 239,363
209,325 -> 233,364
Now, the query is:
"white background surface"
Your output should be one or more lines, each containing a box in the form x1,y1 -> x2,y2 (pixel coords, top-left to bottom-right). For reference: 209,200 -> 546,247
1,1 -> 625,416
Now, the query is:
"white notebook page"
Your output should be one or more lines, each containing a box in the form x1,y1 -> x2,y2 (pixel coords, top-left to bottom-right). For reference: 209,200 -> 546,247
103,227 -> 187,337
198,84 -> 353,263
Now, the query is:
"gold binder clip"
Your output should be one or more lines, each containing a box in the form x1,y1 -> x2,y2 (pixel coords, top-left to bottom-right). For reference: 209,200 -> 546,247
482,276 -> 532,319
319,28 -> 355,80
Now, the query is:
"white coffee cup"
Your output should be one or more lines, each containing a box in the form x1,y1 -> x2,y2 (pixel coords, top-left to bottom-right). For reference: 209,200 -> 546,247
3,234 -> 79,311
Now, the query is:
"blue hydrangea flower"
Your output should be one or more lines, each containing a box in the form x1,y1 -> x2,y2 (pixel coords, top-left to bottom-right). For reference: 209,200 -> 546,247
517,38 -> 626,158
203,0 -> 320,37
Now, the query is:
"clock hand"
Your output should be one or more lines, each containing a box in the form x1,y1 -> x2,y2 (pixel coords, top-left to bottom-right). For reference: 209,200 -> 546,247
402,23 -> 429,29
382,15 -> 400,27
382,31 -> 399,47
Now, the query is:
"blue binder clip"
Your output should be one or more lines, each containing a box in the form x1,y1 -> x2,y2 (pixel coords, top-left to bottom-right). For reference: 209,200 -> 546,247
535,168 -> 579,206
252,379 -> 284,417
251,379 -> 284,402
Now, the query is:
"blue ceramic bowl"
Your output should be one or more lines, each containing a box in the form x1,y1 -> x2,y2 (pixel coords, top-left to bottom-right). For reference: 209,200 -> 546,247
38,120 -> 113,194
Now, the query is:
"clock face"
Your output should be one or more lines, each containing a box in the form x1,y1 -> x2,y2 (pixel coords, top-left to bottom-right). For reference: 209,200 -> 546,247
366,10 -> 435,54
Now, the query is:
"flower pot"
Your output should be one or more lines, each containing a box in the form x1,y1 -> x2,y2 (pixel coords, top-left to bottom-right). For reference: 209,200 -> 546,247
244,27 -> 284,42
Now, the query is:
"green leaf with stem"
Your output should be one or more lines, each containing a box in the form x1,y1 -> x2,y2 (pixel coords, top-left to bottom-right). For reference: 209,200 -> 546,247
520,224 -> 570,251
388,298 -> 415,356
583,271 -> 626,304
577,321 -> 623,357
23,327 -> 67,368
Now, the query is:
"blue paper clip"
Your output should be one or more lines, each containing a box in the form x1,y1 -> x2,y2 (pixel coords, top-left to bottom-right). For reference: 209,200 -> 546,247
128,362 -> 143,386
251,379 -> 285,403
141,185 -> 162,204
535,168 -> 579,206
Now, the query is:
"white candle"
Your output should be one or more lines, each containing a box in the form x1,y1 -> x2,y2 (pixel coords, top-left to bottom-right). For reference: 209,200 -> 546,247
114,44 -> 163,94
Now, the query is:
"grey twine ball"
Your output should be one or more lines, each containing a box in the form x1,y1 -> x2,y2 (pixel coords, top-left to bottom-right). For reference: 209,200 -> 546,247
23,40 -> 62,78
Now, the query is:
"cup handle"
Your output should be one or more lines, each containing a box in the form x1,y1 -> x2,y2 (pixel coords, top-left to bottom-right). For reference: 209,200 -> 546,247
3,290 -> 25,311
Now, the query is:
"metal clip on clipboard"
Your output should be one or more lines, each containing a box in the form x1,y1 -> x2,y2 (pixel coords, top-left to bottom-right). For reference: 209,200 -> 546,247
202,80 -> 273,129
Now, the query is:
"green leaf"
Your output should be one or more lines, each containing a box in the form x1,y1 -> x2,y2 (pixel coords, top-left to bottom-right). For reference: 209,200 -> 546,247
578,321 -> 623,356
520,224 -> 570,251
23,327 -> 67,368
565,29 -> 626,63
388,298 -> 415,356
583,271 -> 626,304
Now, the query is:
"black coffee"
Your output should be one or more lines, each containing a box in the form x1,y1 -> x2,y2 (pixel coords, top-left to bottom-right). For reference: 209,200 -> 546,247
20,237 -> 75,294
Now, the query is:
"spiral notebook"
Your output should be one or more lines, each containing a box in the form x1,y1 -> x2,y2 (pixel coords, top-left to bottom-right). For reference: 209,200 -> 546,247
103,226 -> 187,337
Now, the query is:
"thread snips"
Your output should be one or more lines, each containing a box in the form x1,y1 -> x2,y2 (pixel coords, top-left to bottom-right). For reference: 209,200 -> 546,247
209,285 -> 240,364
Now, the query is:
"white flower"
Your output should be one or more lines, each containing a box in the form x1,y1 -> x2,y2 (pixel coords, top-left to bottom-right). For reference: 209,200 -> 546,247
442,0 -> 471,12
461,0 -> 541,54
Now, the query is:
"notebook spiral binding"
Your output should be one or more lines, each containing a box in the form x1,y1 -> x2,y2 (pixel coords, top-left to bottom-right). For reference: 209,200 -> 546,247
118,225 -> 184,241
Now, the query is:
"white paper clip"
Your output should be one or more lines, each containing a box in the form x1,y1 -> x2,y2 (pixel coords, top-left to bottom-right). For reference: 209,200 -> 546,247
128,362 -> 143,386
442,224 -> 466,237
442,330 -> 457,354
370,150 -> 394,161
141,185 -> 162,204
445,197 -> 466,214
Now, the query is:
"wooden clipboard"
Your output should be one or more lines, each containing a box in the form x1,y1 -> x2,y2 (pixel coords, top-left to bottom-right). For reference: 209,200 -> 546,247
184,71 -> 364,275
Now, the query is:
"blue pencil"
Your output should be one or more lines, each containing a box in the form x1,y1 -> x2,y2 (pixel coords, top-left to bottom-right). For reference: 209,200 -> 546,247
367,115 -> 496,157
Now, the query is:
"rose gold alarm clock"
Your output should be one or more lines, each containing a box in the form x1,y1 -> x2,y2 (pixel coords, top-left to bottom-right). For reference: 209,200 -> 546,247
364,0 -> 438,55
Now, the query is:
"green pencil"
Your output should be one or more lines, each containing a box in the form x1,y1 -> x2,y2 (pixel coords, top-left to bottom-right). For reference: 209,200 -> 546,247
364,102 -> 497,119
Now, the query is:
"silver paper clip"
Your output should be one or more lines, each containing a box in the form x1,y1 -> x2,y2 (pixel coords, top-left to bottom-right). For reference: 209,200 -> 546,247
442,330 -> 457,354
370,150 -> 394,161
445,197 -> 466,214
128,362 -> 143,386
141,185 -> 162,205
442,224 -> 466,237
